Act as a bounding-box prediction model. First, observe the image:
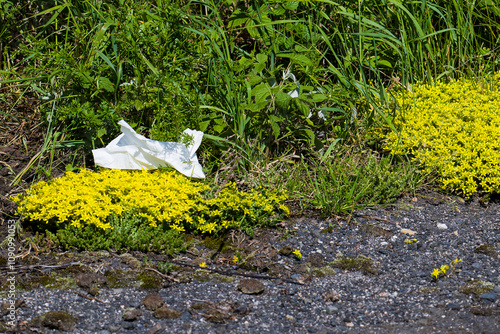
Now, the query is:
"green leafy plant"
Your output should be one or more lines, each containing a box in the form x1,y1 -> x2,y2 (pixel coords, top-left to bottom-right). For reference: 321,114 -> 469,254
157,261 -> 174,275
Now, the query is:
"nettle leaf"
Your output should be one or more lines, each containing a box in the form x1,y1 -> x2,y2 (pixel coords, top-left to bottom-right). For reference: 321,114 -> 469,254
283,1 -> 300,10
308,93 -> 328,103
294,45 -> 310,53
213,124 -> 226,134
97,77 -> 114,92
256,53 -> 268,64
243,101 -> 268,112
198,120 -> 210,132
247,75 -> 263,86
252,82 -> 271,103
254,62 -> 266,73
268,115 -> 283,139
228,10 -> 250,27
292,54 -> 314,67
75,71 -> 93,89
277,53 -> 314,67
275,91 -> 292,110
96,127 -> 107,138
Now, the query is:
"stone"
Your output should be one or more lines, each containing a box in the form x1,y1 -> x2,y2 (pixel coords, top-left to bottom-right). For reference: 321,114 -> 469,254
400,228 -> 417,236
323,290 -> 340,302
36,311 -> 76,332
143,293 -> 164,311
120,253 -> 142,269
446,303 -> 461,310
471,263 -> 482,270
278,246 -> 294,256
436,223 -> 448,230
149,322 -> 167,334
326,305 -> 339,314
238,279 -> 265,295
108,325 -> 121,333
479,292 -> 497,302
75,272 -> 108,288
123,308 -> 142,321
153,307 -> 182,319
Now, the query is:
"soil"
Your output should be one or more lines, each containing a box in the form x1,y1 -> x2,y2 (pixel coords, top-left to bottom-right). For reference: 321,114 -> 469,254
0,107 -> 499,333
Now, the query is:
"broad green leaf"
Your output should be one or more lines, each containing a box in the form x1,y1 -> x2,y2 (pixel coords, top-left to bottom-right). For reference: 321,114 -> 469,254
228,10 -> 249,28
256,53 -> 268,64
213,124 -> 226,133
198,120 -> 211,132
283,1 -> 300,10
278,53 -> 314,67
252,82 -> 271,103
268,115 -> 282,138
275,91 -> 292,110
97,77 -> 114,92
308,93 -> 328,103
247,75 -> 263,86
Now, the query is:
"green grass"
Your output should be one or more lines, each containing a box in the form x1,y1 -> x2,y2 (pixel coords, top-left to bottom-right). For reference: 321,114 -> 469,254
290,150 -> 427,216
1,0 -> 499,225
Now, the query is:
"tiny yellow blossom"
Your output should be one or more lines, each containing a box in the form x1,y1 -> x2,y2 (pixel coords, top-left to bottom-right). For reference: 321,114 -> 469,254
431,268 -> 441,279
199,262 -> 207,268
293,249 -> 302,260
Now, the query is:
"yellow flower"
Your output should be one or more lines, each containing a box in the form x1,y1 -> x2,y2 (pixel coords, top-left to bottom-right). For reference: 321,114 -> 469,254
293,249 -> 302,260
199,262 -> 207,268
431,268 -> 441,279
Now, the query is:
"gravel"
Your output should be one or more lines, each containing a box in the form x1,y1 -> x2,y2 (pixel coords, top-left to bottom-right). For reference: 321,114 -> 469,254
1,190 -> 499,333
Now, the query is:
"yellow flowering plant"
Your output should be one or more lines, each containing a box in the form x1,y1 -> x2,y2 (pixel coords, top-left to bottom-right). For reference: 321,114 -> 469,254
293,249 -> 302,260
431,258 -> 462,280
379,71 -> 500,197
11,169 -> 289,252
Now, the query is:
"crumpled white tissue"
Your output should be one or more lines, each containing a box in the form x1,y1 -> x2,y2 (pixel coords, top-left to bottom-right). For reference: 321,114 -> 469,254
92,120 -> 205,178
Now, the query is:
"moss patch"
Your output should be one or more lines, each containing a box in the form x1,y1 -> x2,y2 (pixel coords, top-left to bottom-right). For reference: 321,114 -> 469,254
105,269 -> 140,288
193,270 -> 235,283
330,255 -> 378,275
312,266 -> 337,277
138,270 -> 163,290
459,280 -> 495,297
474,244 -> 498,258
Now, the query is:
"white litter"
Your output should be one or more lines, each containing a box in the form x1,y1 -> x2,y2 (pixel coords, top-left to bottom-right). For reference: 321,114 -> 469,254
92,120 -> 205,178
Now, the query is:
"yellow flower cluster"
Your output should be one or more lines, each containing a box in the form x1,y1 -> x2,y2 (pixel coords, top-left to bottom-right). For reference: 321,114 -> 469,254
431,258 -> 461,280
382,72 -> 500,197
193,182 -> 290,234
12,170 -> 289,234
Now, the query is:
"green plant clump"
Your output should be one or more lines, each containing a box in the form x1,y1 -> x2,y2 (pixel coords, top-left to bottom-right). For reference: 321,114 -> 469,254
382,72 -> 500,197
12,169 -> 289,252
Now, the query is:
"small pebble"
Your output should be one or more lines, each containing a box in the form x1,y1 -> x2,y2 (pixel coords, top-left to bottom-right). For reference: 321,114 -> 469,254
326,306 -> 339,314
479,292 -> 497,302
